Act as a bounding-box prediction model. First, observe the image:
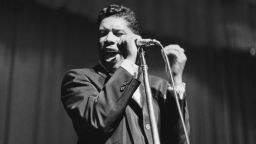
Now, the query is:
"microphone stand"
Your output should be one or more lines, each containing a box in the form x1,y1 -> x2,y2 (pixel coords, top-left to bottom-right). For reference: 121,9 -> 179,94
138,47 -> 161,144
137,40 -> 190,144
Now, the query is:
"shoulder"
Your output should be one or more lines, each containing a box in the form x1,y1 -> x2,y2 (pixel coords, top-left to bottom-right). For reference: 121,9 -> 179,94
62,66 -> 108,90
65,68 -> 95,76
63,67 -> 100,78
61,68 -> 96,84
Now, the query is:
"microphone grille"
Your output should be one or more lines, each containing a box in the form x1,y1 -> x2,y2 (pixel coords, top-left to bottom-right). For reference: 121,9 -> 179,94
136,39 -> 158,47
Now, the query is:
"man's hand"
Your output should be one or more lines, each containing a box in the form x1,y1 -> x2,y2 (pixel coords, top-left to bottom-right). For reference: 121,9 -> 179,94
118,34 -> 142,64
164,44 -> 187,85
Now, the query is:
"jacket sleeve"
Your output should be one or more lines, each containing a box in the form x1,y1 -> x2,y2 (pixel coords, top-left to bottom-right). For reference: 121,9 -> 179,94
177,97 -> 190,144
161,90 -> 190,144
61,67 -> 140,135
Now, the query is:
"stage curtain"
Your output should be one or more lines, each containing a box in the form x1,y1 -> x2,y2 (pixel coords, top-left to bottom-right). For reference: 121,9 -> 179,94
0,1 -> 255,144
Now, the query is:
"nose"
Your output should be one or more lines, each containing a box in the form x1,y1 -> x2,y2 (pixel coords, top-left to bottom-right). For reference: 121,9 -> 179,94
104,32 -> 118,44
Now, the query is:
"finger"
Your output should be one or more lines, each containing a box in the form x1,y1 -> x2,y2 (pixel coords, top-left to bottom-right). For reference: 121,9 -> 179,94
164,45 -> 186,58
172,50 -> 187,62
165,49 -> 187,63
119,34 -> 141,45
166,44 -> 184,51
133,34 -> 142,40
165,48 -> 185,58
164,44 -> 185,54
131,34 -> 142,45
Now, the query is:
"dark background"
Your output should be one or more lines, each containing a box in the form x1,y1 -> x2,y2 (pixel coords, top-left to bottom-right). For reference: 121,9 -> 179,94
0,0 -> 256,144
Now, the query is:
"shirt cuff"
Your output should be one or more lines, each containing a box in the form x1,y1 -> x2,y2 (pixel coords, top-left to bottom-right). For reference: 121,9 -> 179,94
168,82 -> 186,100
120,59 -> 139,77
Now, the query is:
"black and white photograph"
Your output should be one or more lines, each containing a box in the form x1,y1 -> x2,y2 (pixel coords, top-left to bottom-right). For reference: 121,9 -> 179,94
0,0 -> 256,144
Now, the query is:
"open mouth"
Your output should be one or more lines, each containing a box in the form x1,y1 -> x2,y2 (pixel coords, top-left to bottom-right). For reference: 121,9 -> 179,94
103,49 -> 120,57
101,50 -> 120,62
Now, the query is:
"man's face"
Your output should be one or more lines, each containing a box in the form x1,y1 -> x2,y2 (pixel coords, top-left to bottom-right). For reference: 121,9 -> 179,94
98,16 -> 135,72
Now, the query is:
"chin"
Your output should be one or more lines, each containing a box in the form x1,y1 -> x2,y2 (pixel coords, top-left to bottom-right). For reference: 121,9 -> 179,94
101,56 -> 124,72
105,61 -> 123,73
113,64 -> 121,70
110,62 -> 121,72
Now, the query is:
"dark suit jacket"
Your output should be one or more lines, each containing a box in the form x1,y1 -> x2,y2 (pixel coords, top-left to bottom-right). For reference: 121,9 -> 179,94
61,64 -> 189,144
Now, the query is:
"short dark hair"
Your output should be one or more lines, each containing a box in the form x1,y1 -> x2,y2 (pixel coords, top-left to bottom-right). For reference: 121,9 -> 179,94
97,4 -> 141,35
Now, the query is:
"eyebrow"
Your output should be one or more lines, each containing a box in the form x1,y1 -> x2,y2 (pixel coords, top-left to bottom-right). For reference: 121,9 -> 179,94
98,28 -> 127,34
112,29 -> 126,33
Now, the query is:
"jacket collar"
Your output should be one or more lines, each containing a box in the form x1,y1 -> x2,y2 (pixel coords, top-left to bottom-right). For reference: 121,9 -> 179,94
93,61 -> 112,79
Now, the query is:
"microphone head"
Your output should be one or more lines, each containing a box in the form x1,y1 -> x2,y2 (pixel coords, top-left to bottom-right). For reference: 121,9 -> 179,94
136,39 -> 159,47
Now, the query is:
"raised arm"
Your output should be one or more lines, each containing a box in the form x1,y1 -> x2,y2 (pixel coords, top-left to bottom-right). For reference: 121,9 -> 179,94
61,67 -> 140,135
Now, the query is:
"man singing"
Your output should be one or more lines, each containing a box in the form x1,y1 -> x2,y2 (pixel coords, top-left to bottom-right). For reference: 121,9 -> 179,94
61,4 -> 189,144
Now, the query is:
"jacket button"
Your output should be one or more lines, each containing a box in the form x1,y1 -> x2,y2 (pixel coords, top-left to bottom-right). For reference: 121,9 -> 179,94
145,124 -> 151,130
120,86 -> 125,92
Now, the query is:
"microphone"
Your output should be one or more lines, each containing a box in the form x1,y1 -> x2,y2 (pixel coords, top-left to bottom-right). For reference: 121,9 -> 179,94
136,39 -> 160,47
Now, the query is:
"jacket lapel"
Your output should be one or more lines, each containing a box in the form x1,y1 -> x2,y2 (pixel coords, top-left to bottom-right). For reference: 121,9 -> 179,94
92,64 -> 111,91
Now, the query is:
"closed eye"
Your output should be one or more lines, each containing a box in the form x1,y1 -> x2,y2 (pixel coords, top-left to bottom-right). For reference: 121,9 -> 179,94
113,30 -> 126,37
98,30 -> 108,37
